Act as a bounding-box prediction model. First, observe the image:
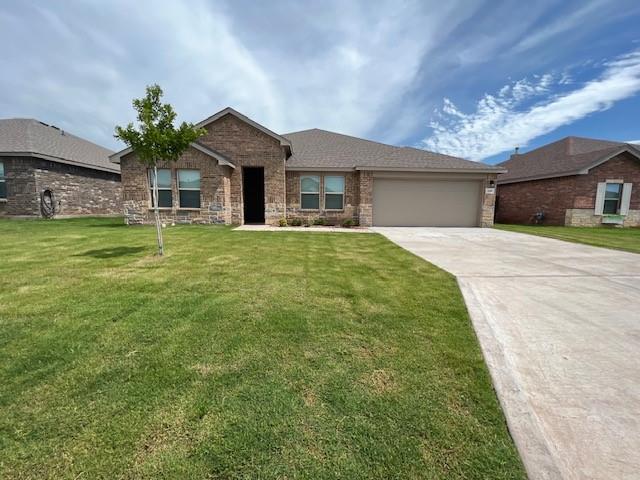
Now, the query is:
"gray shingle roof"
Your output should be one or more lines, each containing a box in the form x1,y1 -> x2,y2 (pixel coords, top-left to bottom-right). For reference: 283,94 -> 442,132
0,118 -> 118,173
283,128 -> 504,172
498,136 -> 638,183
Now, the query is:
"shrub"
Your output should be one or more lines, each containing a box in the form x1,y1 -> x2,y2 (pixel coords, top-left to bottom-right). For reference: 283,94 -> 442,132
312,218 -> 325,226
342,218 -> 358,228
278,218 -> 288,227
290,218 -> 303,226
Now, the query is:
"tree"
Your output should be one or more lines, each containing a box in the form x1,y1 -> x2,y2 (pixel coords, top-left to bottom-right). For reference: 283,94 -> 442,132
115,85 -> 205,256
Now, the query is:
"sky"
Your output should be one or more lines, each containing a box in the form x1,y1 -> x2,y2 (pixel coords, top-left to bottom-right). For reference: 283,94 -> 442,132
1,0 -> 639,165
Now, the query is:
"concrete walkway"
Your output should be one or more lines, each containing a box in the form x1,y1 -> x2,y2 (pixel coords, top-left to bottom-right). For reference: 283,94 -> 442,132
374,227 -> 640,480
235,224 -> 371,233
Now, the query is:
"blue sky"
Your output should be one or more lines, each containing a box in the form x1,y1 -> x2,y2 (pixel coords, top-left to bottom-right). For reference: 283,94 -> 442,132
1,0 -> 639,164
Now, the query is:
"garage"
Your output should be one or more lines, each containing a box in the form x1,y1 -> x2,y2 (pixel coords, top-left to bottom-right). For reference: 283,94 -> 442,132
373,178 -> 482,227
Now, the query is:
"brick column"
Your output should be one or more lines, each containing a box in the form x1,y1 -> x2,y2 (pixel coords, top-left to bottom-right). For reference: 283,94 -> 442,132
358,170 -> 373,227
480,174 -> 497,227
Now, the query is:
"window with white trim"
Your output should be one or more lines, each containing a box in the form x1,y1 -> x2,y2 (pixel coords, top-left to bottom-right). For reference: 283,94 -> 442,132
0,161 -> 5,199
324,176 -> 345,210
178,169 -> 201,208
603,183 -> 623,214
148,169 -> 172,208
300,175 -> 320,209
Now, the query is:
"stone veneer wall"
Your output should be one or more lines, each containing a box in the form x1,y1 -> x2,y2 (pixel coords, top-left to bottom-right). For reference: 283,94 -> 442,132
565,209 -> 640,227
0,156 -> 121,217
496,152 -> 640,226
285,171 -> 359,224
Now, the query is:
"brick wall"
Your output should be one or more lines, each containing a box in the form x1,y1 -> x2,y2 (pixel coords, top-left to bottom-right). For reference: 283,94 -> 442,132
285,171 -> 359,224
120,113 -> 288,225
198,114 -> 287,225
496,152 -> 640,226
358,171 -> 373,227
0,156 -> 121,217
34,161 -> 121,216
1,157 -> 39,216
120,147 -> 231,225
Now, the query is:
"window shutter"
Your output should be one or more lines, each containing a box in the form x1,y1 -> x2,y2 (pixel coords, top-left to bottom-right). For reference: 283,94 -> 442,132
594,182 -> 606,215
620,183 -> 633,215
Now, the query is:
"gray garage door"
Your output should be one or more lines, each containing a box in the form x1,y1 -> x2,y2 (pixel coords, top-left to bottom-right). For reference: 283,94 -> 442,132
373,178 -> 481,227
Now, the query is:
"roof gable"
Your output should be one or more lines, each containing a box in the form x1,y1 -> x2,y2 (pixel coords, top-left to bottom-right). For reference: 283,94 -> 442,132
196,108 -> 292,154
110,107 -> 292,163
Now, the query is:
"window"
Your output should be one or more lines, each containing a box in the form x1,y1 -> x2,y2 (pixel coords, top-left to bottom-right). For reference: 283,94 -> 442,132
324,176 -> 345,210
148,169 -> 172,208
178,169 -> 201,208
301,175 -> 320,209
0,161 -> 5,199
603,183 -> 623,214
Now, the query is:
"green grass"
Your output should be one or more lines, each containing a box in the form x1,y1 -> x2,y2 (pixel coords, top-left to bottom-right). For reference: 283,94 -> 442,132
0,218 -> 524,479
496,223 -> 640,254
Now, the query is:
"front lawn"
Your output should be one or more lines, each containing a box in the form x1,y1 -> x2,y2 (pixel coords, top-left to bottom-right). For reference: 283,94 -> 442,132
496,223 -> 640,254
0,218 -> 524,479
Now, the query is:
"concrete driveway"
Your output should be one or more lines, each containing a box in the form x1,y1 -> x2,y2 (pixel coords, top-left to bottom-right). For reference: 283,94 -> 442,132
374,227 -> 640,480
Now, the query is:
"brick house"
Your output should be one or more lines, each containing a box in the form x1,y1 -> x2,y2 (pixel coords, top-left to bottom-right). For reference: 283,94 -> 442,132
111,108 -> 502,227
0,119 -> 121,218
496,137 -> 640,227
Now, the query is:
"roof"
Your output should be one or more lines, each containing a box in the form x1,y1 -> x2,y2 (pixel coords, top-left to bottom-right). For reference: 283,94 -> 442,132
109,107 -> 502,173
283,128 -> 504,173
498,136 -> 640,184
0,118 -> 118,173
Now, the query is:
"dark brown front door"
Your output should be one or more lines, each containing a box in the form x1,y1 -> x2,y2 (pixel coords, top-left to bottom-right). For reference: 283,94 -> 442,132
242,167 -> 265,223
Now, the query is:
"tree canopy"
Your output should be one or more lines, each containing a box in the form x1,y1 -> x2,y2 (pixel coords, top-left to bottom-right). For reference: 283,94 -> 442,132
114,84 -> 205,166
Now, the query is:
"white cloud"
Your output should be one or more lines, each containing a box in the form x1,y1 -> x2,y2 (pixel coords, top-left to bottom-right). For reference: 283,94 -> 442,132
422,50 -> 640,160
512,0 -> 608,53
1,0 -> 639,152
0,0 -> 480,150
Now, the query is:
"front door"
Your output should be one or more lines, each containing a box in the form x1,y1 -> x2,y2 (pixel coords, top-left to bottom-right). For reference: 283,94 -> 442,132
242,167 -> 265,223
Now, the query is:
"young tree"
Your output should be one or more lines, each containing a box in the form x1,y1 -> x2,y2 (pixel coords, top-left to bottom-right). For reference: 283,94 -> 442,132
115,85 -> 205,256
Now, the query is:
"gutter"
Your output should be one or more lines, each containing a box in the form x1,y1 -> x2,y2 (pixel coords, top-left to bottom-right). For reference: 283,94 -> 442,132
285,166 -> 354,172
355,166 -> 507,174
109,143 -> 236,169
285,165 -> 505,174
0,151 -> 120,174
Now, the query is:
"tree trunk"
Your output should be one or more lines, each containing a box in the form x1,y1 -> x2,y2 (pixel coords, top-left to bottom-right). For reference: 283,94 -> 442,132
152,165 -> 164,256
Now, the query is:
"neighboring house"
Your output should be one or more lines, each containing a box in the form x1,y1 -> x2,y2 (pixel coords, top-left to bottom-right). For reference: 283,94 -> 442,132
0,119 -> 121,218
110,107 -> 503,227
496,136 -> 640,227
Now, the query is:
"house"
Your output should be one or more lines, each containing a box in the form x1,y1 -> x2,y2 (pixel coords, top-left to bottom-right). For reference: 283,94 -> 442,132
496,136 -> 640,227
110,108 -> 503,227
0,119 -> 121,218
